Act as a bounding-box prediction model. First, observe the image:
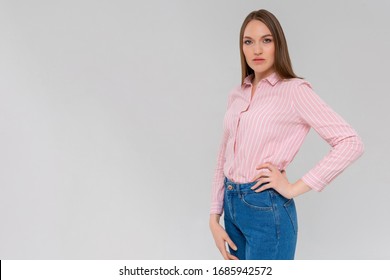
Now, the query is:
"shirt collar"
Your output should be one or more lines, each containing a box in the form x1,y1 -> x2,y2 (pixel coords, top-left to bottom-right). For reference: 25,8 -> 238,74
243,72 -> 281,87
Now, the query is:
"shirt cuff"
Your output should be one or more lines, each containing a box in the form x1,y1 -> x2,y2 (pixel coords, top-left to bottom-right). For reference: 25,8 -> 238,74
301,172 -> 328,192
210,203 -> 224,215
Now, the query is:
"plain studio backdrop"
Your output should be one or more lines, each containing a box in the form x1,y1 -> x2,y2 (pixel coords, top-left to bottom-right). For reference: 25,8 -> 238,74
0,0 -> 389,259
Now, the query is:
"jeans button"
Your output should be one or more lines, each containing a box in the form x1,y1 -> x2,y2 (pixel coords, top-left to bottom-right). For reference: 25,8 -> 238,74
228,185 -> 233,190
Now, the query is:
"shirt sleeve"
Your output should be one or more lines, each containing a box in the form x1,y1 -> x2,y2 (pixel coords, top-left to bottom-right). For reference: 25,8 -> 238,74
210,92 -> 234,215
291,81 -> 365,191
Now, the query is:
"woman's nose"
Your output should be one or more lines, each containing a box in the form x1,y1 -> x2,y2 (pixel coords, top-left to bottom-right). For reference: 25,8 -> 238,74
254,44 -> 263,55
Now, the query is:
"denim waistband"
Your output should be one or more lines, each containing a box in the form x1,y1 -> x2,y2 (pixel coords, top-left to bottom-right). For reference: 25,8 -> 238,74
224,176 -> 270,192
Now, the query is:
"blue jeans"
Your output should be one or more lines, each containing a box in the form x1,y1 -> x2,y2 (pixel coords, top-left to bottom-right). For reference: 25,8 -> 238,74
223,176 -> 298,260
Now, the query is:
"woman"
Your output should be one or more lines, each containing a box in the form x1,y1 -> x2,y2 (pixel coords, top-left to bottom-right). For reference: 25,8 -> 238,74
209,9 -> 364,260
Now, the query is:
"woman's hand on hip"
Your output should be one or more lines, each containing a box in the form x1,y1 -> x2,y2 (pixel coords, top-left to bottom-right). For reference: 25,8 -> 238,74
209,214 -> 239,260
250,162 -> 294,199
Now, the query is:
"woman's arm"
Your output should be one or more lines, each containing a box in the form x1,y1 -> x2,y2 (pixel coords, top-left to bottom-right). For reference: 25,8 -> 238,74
209,90 -> 238,259
251,81 -> 364,197
210,91 -> 235,215
291,81 -> 364,191
290,179 -> 312,197
210,131 -> 229,215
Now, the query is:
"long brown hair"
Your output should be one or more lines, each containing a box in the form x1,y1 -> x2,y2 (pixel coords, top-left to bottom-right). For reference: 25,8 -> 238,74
240,9 -> 301,85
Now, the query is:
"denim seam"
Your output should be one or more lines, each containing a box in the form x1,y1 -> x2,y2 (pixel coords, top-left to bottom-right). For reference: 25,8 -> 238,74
283,199 -> 297,234
225,190 -> 235,223
270,191 -> 280,240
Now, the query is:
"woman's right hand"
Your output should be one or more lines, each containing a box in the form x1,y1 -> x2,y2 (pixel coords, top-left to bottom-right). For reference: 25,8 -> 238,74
209,214 -> 239,260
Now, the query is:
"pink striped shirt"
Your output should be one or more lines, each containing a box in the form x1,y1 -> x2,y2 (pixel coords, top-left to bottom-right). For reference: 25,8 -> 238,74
210,72 -> 364,215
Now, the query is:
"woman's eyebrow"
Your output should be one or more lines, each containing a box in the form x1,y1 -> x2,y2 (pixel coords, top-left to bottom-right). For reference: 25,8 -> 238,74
243,34 -> 273,39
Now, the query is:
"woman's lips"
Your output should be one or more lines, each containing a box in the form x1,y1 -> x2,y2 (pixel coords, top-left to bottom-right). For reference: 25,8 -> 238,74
253,58 -> 265,64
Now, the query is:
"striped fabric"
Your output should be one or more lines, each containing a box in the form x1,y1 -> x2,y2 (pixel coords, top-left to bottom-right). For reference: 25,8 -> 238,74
210,72 -> 364,215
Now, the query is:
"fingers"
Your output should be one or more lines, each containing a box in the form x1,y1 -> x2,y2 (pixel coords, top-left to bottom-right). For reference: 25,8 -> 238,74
251,181 -> 261,190
219,243 -> 239,260
227,253 -> 239,260
212,224 -> 240,260
254,182 -> 272,193
251,171 -> 271,190
220,250 -> 238,260
256,162 -> 277,171
222,245 -> 239,260
251,171 -> 270,182
251,179 -> 270,190
219,236 -> 239,260
226,236 -> 237,251
220,248 -> 229,260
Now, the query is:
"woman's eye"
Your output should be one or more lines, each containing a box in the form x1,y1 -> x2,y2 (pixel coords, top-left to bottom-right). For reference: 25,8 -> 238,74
263,38 -> 272,43
244,40 -> 252,45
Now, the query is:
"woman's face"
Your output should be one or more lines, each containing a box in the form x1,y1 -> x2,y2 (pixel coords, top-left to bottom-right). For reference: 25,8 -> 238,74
242,20 -> 275,80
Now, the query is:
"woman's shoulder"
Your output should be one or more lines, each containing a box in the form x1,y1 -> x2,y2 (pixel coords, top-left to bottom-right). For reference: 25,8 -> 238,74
279,77 -> 313,89
228,83 -> 246,96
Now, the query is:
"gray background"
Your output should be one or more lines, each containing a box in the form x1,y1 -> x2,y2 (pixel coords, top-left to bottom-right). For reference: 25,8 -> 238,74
0,0 -> 389,259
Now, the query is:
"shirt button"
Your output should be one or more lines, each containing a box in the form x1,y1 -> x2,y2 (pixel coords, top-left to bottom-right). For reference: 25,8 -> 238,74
228,185 -> 233,190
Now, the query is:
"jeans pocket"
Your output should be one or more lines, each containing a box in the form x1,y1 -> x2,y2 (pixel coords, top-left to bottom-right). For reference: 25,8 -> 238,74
241,191 -> 273,211
283,199 -> 298,234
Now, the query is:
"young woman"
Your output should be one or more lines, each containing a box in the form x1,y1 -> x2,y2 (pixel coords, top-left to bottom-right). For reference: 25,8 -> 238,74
209,9 -> 364,260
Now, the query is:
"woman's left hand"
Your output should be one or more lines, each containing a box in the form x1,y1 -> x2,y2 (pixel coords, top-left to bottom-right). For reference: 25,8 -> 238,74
251,162 -> 294,199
